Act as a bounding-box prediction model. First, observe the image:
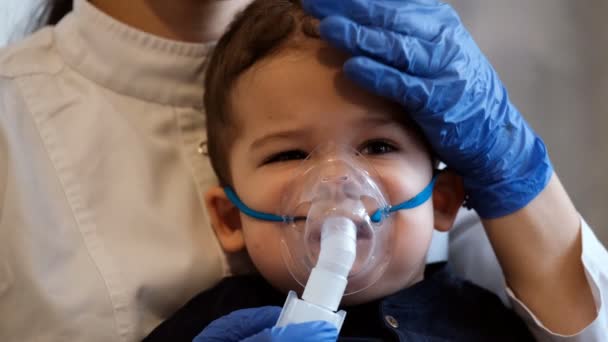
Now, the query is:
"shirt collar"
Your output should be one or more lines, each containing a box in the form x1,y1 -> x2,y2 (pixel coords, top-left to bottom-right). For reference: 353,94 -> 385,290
54,0 -> 214,107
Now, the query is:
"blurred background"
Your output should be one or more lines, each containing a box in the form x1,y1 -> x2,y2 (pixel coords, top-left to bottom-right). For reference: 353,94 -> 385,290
1,0 -> 607,245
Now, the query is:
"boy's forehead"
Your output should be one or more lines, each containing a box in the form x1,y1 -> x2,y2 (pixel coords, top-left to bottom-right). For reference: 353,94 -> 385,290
231,42 -> 394,121
228,39 -> 419,146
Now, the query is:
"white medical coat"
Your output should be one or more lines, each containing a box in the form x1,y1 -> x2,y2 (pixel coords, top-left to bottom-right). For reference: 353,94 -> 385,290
0,0 -> 606,341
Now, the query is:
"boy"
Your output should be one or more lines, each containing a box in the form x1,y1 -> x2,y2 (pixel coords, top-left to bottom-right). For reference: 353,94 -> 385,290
145,0 -> 535,340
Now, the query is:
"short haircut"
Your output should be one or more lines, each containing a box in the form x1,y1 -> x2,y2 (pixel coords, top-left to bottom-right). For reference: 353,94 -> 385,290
204,0 -> 435,187
204,0 -> 317,186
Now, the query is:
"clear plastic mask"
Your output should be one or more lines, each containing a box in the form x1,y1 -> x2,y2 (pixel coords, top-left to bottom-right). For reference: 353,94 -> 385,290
224,143 -> 438,295
278,143 -> 393,294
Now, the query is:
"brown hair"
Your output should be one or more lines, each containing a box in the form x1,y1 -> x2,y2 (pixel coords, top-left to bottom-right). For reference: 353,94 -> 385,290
204,0 -> 435,187
204,0 -> 318,186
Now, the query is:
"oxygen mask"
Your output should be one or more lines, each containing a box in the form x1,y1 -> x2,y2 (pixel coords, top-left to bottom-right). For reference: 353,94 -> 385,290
225,143 -> 438,295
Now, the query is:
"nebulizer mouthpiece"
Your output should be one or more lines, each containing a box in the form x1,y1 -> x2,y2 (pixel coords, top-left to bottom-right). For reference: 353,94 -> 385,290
276,216 -> 357,330
223,143 -> 438,333
302,216 -> 357,311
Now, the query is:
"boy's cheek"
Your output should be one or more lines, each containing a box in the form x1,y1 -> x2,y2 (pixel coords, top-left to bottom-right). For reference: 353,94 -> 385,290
242,221 -> 300,290
381,167 -> 433,203
383,210 -> 434,282
232,170 -> 294,213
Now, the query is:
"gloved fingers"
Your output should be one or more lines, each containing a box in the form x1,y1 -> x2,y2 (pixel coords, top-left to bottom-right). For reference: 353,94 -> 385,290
343,56 -> 432,113
302,0 -> 456,41
274,321 -> 338,341
319,15 -> 447,76
194,306 -> 281,342
242,321 -> 338,342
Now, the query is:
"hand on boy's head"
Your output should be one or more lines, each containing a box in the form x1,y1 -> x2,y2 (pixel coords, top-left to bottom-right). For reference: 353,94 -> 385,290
301,0 -> 554,219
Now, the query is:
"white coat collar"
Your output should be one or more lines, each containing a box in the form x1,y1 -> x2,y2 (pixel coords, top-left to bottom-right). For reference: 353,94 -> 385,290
54,0 -> 214,107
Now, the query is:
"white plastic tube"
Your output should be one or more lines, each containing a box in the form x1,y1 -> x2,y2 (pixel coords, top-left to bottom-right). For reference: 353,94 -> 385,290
276,216 -> 356,331
302,216 -> 357,311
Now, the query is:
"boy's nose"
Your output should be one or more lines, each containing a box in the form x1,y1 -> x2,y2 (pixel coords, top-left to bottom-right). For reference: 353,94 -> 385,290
317,174 -> 359,201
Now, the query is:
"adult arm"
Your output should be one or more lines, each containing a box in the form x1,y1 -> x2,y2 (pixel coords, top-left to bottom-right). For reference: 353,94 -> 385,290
450,201 -> 608,340
301,0 -> 605,337
484,175 -> 597,334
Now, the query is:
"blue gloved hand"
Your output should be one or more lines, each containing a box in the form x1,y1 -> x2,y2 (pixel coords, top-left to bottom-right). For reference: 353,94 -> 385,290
301,0 -> 553,218
194,306 -> 338,342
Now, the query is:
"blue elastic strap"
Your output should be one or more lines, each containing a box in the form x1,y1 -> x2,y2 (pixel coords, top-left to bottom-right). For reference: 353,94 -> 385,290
369,173 -> 439,223
224,172 -> 440,224
224,187 -> 285,222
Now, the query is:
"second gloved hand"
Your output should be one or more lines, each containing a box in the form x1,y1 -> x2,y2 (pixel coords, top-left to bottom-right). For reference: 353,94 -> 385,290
194,306 -> 338,342
301,0 -> 553,218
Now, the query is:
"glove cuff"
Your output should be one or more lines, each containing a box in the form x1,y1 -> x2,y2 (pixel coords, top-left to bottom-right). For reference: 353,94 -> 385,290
464,140 -> 554,219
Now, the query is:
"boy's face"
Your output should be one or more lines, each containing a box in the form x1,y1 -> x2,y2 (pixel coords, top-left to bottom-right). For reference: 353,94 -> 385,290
207,39 -> 463,304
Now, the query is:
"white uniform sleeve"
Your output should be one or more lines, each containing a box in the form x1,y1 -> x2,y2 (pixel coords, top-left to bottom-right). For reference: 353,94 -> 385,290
449,209 -> 510,304
506,218 -> 608,341
450,211 -> 608,341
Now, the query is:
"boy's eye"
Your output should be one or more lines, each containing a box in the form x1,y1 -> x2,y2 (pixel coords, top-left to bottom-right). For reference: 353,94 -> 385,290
359,139 -> 398,155
263,149 -> 308,164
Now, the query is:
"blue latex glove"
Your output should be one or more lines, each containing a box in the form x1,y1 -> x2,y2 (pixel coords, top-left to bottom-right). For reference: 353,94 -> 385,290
194,306 -> 338,342
301,0 -> 553,218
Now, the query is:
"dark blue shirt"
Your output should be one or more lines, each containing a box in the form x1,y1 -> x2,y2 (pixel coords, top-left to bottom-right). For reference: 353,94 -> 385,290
144,263 -> 535,341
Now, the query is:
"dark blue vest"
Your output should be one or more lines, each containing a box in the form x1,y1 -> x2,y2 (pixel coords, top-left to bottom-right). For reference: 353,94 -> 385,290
144,263 -> 535,341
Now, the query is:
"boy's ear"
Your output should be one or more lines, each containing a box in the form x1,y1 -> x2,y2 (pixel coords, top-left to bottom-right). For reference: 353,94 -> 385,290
205,186 -> 245,253
432,170 -> 465,232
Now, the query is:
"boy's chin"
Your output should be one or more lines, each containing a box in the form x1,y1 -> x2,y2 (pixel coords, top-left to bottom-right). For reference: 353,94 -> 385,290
276,265 -> 426,307
339,268 -> 426,307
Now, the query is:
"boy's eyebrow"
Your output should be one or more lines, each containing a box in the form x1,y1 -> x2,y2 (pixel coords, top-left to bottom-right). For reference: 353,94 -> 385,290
357,114 -> 408,131
360,115 -> 395,126
250,129 -> 309,151
249,113 -> 404,151
364,112 -> 419,132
